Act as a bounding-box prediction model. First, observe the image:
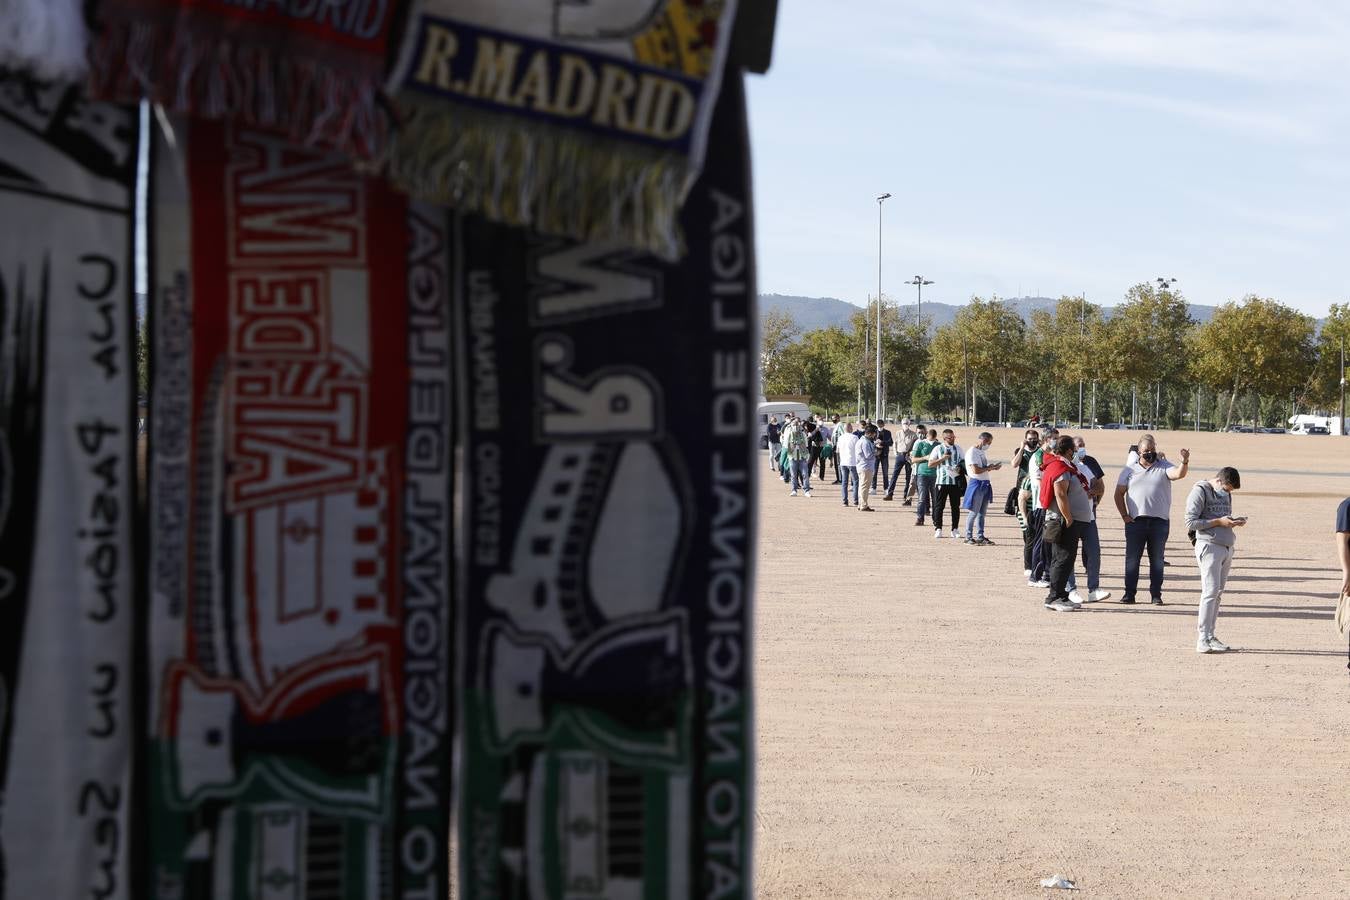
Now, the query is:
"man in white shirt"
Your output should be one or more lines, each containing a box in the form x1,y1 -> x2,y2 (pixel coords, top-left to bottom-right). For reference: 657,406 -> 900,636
836,422 -> 859,506
1113,433 -> 1189,605
962,432 -> 1002,544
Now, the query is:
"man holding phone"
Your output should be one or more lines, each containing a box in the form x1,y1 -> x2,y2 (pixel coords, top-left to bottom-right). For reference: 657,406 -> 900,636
1184,466 -> 1245,653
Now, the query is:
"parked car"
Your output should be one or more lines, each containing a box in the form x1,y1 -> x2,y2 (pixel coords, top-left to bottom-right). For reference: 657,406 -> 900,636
1260,427 -> 1287,434
1100,423 -> 1125,430
1293,424 -> 1330,435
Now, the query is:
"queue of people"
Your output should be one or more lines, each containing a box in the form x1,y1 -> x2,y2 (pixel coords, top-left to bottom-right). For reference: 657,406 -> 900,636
768,415 -> 1253,654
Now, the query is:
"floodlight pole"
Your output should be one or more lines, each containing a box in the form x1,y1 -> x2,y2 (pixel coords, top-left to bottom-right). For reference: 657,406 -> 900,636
1155,276 -> 1177,425
875,193 -> 890,420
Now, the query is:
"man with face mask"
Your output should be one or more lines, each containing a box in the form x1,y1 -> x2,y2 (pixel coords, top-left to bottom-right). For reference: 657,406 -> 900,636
1013,429 -> 1041,578
928,429 -> 964,539
1185,467 -> 1245,652
884,418 -> 917,503
1067,436 -> 1111,604
962,431 -> 1002,545
1114,433 -> 1189,605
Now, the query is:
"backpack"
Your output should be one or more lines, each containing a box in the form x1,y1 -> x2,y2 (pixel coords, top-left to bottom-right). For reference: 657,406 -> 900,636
1003,487 -> 1019,516
821,442 -> 834,460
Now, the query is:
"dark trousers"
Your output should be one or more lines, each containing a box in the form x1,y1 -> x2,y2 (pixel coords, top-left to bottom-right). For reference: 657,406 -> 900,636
1124,516 -> 1170,601
886,452 -> 911,497
808,447 -> 820,475
1022,520 -> 1035,571
1029,509 -> 1048,580
1047,520 -> 1087,601
934,483 -> 961,530
914,473 -> 935,522
873,451 -> 889,489
817,450 -> 828,480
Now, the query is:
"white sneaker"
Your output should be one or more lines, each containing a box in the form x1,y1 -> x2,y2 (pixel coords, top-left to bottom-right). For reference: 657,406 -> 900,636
1207,636 -> 1230,652
950,529 -> 960,539
804,490 -> 812,498
1196,639 -> 1216,654
789,490 -> 797,497
1068,590 -> 1088,604
1027,578 -> 1050,588
1023,569 -> 1032,578
1046,599 -> 1079,612
934,528 -> 944,539
1090,589 -> 1113,602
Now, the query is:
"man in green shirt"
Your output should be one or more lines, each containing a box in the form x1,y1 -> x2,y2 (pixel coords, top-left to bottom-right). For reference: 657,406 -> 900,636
912,428 -> 937,526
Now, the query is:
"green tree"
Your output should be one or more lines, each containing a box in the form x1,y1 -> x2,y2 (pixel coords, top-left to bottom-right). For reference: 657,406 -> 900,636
926,297 -> 1029,423
796,326 -> 855,410
1109,282 -> 1195,424
1305,303 -> 1350,412
1025,296 -> 1106,425
760,309 -> 801,395
910,378 -> 961,419
1190,296 -> 1316,429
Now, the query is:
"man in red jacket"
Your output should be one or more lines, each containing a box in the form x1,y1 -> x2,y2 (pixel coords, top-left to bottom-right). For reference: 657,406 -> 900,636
1039,435 -> 1094,611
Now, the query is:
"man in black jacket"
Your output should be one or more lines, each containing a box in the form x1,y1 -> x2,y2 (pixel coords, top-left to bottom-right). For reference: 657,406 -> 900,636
873,420 -> 893,491
766,416 -> 781,471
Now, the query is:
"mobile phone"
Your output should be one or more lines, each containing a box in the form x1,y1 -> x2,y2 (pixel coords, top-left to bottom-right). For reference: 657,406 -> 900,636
1230,515 -> 1248,524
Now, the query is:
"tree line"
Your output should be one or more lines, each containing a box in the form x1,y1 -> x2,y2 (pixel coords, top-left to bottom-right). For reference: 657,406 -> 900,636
760,283 -> 1350,430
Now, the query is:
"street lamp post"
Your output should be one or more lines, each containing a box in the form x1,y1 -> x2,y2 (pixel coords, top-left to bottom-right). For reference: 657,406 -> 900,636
1340,336 -> 1346,436
907,274 -> 933,333
876,193 -> 890,420
1078,293 -> 1086,428
1155,276 -> 1177,425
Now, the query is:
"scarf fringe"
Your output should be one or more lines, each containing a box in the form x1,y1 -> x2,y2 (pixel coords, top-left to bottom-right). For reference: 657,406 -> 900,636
87,14 -> 388,161
388,97 -> 686,260
0,0 -> 87,81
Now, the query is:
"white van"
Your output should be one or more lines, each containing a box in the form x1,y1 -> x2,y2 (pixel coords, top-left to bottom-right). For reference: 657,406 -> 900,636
758,401 -> 812,448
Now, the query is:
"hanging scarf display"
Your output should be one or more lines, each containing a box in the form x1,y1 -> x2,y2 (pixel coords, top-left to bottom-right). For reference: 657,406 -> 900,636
453,74 -> 755,899
88,0 -> 414,162
146,118 -> 453,897
0,74 -> 138,900
387,0 -> 741,259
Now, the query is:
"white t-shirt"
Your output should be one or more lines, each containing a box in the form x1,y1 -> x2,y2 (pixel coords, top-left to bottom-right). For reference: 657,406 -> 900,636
965,445 -> 991,482
838,431 -> 858,466
1116,460 -> 1176,519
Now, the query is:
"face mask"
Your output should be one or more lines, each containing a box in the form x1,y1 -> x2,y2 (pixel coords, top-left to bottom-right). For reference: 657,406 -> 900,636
1075,447 -> 1086,461
1141,451 -> 1157,463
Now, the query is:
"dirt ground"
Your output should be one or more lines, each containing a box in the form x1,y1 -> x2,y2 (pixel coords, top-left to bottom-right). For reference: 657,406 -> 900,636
753,427 -> 1350,898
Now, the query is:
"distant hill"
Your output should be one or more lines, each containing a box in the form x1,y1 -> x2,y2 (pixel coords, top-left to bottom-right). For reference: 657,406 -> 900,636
761,294 -> 1218,334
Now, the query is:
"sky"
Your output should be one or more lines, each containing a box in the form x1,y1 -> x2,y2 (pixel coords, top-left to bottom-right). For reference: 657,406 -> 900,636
745,1 -> 1350,317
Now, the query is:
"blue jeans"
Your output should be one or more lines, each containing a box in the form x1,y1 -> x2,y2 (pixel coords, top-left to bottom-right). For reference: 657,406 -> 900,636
791,458 -> 812,492
1124,516 -> 1170,601
964,485 -> 991,539
887,452 -> 911,497
840,465 -> 859,504
1076,519 -> 1101,591
914,473 -> 935,521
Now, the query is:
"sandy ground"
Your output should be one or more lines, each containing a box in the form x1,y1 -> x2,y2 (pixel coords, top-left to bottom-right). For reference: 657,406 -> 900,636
753,428 -> 1350,898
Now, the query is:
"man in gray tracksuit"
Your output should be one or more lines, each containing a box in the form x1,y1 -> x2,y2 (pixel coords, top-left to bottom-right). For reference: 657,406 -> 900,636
1184,466 -> 1245,654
